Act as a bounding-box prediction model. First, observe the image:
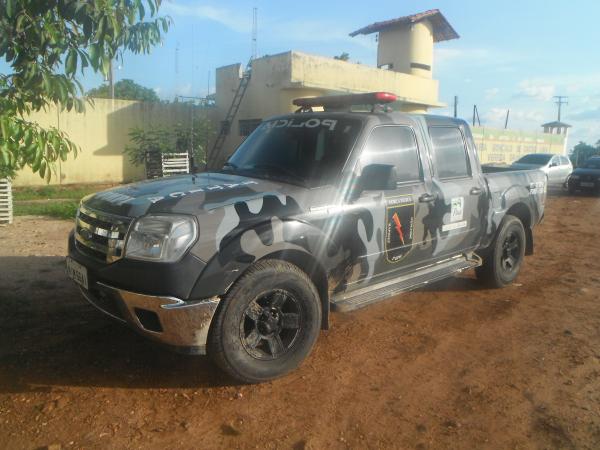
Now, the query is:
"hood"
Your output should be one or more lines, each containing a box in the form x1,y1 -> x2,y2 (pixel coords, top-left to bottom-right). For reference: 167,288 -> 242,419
510,163 -> 547,171
572,167 -> 600,177
82,172 -> 310,217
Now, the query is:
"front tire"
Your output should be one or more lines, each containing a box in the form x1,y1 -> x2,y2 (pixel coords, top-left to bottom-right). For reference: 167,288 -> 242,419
476,215 -> 526,288
208,259 -> 322,383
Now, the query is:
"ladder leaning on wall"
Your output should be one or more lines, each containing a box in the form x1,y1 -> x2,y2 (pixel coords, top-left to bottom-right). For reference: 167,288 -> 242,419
206,60 -> 253,169
0,178 -> 13,225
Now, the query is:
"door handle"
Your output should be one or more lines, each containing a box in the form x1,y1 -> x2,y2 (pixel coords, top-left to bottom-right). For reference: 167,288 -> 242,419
419,193 -> 436,203
470,187 -> 483,196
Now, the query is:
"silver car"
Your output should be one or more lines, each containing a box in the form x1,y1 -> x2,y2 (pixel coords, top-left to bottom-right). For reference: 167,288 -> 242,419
510,153 -> 573,187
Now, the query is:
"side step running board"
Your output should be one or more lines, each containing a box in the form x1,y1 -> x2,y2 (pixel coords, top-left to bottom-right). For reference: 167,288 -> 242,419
331,254 -> 481,313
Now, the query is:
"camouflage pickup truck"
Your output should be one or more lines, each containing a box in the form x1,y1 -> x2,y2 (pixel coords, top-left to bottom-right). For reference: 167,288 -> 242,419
66,92 -> 547,383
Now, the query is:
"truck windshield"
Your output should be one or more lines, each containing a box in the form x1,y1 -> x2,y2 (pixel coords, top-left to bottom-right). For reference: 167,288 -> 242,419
515,154 -> 552,165
225,117 -> 362,187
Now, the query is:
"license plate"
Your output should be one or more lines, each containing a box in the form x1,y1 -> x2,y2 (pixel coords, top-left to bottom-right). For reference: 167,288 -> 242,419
581,182 -> 595,187
66,257 -> 89,290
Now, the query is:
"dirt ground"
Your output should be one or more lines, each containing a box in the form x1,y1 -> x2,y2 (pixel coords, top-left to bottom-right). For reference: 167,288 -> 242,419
1,192 -> 600,450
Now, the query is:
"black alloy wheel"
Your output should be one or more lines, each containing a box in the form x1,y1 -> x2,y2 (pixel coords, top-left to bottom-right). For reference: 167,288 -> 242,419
208,259 -> 321,383
500,230 -> 522,275
240,289 -> 303,360
476,214 -> 526,288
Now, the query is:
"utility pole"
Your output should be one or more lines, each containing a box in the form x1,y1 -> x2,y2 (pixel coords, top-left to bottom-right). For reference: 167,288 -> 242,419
108,60 -> 115,99
453,95 -> 458,118
251,7 -> 258,60
553,95 -> 568,122
504,109 -> 510,129
472,105 -> 481,127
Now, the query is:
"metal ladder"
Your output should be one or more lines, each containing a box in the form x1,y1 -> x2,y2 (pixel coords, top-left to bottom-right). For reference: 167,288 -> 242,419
206,61 -> 253,169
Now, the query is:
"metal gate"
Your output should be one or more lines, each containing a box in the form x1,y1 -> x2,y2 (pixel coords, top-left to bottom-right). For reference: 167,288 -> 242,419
0,178 -> 13,225
161,153 -> 190,177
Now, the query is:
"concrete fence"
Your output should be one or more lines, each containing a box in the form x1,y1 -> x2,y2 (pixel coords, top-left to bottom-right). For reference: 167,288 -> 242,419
13,98 -> 217,187
11,98 -> 566,187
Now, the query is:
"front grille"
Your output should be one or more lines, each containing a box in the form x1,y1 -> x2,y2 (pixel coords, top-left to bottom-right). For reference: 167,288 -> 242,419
75,205 -> 132,264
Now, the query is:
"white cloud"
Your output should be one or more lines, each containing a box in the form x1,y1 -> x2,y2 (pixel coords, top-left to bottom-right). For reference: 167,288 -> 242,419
434,47 -> 490,64
517,79 -> 555,101
163,2 -> 252,33
484,87 -> 499,100
483,107 -> 545,128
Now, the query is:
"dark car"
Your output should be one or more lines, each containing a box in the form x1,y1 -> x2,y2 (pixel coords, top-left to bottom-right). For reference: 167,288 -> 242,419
66,92 -> 547,383
568,156 -> 600,195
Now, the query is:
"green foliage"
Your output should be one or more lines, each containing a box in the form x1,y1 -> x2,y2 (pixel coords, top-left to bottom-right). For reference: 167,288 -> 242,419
570,141 -> 600,167
0,0 -> 171,180
125,114 -> 214,166
87,78 -> 160,102
334,52 -> 350,61
14,200 -> 79,220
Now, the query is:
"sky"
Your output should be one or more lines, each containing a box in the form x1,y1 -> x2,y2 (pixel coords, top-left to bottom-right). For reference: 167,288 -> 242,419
7,0 -> 600,149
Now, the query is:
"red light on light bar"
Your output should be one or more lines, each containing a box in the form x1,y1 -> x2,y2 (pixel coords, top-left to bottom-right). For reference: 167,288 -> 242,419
293,92 -> 397,109
374,92 -> 397,102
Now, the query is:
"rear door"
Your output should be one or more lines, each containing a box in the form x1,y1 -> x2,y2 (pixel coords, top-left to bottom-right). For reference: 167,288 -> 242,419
425,124 -> 486,259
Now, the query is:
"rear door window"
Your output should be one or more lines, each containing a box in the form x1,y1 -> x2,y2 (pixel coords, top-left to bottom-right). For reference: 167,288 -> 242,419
429,127 -> 471,179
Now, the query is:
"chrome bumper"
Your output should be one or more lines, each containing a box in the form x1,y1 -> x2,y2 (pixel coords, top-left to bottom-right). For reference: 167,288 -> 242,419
80,283 -> 220,354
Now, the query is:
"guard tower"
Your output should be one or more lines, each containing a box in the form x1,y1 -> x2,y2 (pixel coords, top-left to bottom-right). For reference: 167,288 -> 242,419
350,9 -> 459,79
541,120 -> 571,135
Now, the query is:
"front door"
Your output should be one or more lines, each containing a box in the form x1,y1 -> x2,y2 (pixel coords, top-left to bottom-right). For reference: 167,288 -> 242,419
344,124 -> 434,289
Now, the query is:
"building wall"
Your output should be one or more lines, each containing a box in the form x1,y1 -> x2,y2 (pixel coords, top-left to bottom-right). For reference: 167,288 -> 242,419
472,126 -> 567,165
214,51 -> 444,162
13,99 -> 216,187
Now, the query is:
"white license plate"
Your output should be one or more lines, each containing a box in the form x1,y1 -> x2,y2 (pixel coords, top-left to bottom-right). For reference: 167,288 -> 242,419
66,257 -> 89,290
581,182 -> 595,187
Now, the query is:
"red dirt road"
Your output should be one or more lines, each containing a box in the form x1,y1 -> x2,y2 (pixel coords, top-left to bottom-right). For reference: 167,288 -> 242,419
1,193 -> 600,449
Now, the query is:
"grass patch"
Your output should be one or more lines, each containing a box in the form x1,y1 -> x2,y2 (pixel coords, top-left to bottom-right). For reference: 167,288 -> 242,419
14,201 -> 79,220
13,185 -> 106,201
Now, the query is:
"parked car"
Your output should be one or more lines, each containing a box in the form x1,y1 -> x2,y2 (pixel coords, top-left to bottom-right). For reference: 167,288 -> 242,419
568,156 -> 600,195
66,92 -> 547,383
510,153 -> 572,187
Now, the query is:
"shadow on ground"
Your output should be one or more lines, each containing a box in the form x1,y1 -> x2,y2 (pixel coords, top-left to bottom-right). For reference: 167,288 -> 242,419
0,254 -> 498,394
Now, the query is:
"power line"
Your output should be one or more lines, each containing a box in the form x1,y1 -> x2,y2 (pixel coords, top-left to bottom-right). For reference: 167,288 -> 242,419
553,95 -> 568,122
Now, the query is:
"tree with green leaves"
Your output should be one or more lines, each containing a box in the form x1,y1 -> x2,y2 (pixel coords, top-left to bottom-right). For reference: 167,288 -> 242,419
334,52 -> 350,61
570,141 -> 599,167
87,78 -> 160,102
0,0 -> 171,181
125,113 -> 213,169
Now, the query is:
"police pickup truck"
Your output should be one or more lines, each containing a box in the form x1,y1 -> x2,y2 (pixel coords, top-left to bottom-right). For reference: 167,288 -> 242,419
66,92 -> 547,383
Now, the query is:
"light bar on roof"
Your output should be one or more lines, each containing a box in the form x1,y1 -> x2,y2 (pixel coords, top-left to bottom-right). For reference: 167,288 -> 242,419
293,92 -> 398,109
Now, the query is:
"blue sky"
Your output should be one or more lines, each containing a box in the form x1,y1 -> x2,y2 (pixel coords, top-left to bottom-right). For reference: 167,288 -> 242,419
10,0 -> 600,148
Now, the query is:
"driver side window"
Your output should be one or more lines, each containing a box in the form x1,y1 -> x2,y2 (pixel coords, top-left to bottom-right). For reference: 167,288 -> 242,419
361,126 -> 423,187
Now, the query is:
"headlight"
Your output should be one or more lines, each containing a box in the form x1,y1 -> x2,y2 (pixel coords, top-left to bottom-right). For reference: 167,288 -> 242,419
125,215 -> 197,262
570,175 -> 580,180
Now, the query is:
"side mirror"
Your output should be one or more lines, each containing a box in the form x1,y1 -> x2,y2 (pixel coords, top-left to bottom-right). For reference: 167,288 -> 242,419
352,164 -> 397,197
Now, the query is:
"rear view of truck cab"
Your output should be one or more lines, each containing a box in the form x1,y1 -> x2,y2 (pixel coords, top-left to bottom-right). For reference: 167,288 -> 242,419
67,92 -> 546,383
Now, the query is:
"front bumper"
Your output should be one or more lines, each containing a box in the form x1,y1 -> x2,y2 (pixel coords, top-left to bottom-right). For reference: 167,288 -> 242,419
79,281 -> 219,355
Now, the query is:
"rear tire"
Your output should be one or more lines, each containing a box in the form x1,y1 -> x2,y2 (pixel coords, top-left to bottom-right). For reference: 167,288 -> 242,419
208,259 -> 321,383
476,215 -> 526,288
